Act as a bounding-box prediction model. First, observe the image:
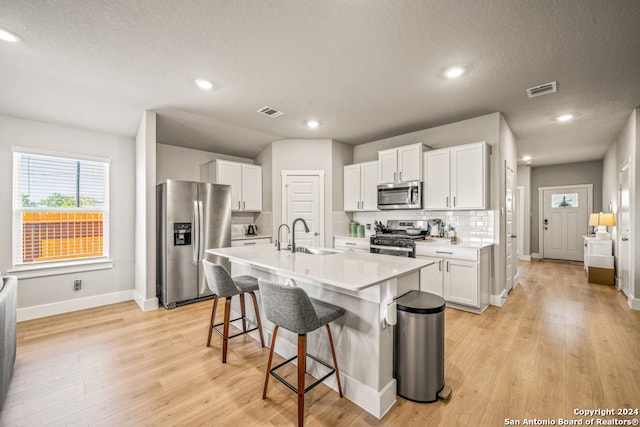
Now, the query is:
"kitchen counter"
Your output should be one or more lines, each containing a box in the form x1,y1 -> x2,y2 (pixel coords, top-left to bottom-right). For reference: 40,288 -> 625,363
207,245 -> 431,291
207,245 -> 434,419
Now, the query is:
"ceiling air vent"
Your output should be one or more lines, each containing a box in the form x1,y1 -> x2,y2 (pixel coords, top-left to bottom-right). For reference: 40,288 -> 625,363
526,81 -> 557,98
256,106 -> 284,118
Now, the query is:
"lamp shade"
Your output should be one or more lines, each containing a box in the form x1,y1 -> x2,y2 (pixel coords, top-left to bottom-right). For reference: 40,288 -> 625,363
589,213 -> 616,227
599,213 -> 615,227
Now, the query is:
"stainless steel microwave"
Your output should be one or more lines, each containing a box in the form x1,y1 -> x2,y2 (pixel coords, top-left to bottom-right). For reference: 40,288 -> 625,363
377,181 -> 422,210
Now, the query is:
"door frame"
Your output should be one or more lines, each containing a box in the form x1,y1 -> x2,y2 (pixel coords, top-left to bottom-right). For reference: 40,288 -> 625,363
617,162 -> 631,295
516,186 -> 527,261
281,170 -> 325,247
538,184 -> 593,259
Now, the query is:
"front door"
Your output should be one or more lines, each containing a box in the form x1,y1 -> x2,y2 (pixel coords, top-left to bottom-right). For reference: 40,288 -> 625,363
618,164 -> 631,296
282,171 -> 323,248
542,187 -> 589,261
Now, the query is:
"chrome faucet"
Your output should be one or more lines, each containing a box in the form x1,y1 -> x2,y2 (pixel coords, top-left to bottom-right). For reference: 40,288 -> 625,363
275,223 -> 291,251
290,218 -> 310,253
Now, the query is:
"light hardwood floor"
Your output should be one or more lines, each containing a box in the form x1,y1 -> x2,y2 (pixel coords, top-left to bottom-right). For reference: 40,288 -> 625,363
2,260 -> 639,426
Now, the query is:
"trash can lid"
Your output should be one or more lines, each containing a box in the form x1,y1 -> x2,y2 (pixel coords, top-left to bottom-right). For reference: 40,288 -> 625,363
396,290 -> 446,314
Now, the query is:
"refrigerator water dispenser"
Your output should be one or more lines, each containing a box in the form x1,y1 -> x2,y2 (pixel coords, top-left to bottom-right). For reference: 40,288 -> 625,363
174,223 -> 192,246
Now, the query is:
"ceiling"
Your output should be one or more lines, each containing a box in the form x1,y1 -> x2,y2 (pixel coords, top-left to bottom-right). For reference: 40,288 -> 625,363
1,0 -> 639,166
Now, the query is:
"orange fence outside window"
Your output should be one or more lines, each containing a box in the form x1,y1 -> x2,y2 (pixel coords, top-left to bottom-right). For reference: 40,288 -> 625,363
21,212 -> 104,263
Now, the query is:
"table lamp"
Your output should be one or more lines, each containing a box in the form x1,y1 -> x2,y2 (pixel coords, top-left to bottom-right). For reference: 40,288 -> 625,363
589,212 -> 615,239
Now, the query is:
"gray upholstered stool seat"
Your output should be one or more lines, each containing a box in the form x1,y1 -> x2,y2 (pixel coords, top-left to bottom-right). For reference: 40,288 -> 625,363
202,259 -> 265,363
258,278 -> 345,427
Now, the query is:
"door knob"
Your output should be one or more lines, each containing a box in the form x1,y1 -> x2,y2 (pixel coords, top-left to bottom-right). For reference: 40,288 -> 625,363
511,235 -> 517,238
622,237 -> 629,241
314,232 -> 319,236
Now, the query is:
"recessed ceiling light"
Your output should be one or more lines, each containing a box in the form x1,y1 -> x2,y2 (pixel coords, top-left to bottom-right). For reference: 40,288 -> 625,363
0,28 -> 21,43
522,155 -> 532,161
195,79 -> 213,90
556,114 -> 573,122
444,66 -> 465,79
306,120 -> 319,129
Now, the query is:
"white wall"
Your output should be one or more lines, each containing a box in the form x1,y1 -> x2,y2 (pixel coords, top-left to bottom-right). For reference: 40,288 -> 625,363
354,112 -> 501,162
156,143 -> 253,184
0,115 -> 135,312
604,109 -> 638,305
134,112 -> 158,310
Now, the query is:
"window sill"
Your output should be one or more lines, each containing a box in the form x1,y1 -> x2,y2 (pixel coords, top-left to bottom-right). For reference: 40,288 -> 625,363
8,258 -> 114,279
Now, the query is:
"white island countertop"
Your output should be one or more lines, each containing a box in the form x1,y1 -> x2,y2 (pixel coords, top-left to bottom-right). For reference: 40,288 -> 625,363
207,245 -> 432,291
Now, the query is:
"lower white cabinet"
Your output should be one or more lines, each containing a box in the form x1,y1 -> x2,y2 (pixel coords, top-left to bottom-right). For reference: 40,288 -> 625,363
231,237 -> 271,247
416,244 -> 491,313
334,236 -> 370,252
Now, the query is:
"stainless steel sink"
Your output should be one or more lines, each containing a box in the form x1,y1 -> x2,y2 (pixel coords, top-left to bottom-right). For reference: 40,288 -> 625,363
295,247 -> 338,256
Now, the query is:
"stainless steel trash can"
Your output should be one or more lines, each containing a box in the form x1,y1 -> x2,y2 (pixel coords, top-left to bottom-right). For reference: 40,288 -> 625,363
394,290 -> 446,402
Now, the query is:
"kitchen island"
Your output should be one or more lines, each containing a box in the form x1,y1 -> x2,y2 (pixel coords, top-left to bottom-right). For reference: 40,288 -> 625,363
206,245 -> 433,419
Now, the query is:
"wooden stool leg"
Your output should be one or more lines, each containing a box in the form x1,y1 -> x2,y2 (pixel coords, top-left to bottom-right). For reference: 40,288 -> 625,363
207,295 -> 219,347
298,334 -> 306,427
326,324 -> 343,398
222,297 -> 232,363
263,325 -> 279,399
239,293 -> 247,332
249,291 -> 265,347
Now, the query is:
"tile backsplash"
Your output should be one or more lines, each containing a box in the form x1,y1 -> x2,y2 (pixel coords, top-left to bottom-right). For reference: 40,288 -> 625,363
350,209 -> 495,244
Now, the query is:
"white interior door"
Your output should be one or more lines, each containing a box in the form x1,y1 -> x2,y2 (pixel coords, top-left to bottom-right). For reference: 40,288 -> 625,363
542,187 -> 589,261
505,166 -> 515,291
618,164 -> 631,296
282,172 -> 323,248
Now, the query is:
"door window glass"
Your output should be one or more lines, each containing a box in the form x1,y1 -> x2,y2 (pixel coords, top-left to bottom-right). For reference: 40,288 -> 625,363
551,193 -> 578,208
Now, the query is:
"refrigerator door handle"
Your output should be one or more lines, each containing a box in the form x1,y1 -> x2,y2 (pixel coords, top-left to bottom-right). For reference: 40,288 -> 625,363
198,200 -> 204,261
193,200 -> 199,264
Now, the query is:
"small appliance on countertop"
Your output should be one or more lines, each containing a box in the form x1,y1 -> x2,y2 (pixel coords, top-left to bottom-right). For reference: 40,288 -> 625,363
245,224 -> 257,236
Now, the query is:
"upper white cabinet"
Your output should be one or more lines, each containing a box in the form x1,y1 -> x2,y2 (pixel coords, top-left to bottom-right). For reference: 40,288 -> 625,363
201,160 -> 262,212
378,143 -> 423,183
344,161 -> 379,211
423,141 -> 488,210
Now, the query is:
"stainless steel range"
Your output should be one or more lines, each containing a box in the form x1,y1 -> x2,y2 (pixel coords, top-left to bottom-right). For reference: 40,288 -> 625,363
370,220 -> 429,258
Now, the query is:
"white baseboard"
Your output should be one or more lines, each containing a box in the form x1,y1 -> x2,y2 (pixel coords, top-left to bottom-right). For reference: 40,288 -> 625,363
628,296 -> 640,311
531,253 -> 542,259
518,255 -> 531,261
17,290 -> 134,322
490,289 -> 508,307
134,292 -> 159,311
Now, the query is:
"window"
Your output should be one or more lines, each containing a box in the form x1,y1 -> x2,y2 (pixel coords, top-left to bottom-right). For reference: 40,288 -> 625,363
12,149 -> 110,267
551,193 -> 578,208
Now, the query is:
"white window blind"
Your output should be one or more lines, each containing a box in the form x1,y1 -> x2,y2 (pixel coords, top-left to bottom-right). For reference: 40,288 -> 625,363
12,150 -> 110,266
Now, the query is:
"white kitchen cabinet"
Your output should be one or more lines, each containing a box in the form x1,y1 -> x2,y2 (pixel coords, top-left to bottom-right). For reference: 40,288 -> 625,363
423,141 -> 488,210
201,160 -> 262,212
416,243 -> 491,313
418,255 -> 444,296
344,161 -> 379,211
231,237 -> 271,247
378,143 -> 423,183
334,236 -> 370,253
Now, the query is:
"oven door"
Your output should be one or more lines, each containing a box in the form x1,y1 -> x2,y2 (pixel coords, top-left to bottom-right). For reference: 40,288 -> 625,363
370,244 -> 415,258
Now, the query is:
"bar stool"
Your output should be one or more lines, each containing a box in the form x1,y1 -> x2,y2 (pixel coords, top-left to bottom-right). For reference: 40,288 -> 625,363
258,278 -> 345,427
202,259 -> 265,363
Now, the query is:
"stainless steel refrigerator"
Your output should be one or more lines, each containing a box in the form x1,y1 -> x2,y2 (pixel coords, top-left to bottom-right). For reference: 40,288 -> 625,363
157,180 -> 232,309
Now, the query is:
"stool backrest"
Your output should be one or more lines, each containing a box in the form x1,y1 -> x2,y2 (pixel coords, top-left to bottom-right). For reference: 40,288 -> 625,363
258,279 -> 320,334
202,259 -> 240,298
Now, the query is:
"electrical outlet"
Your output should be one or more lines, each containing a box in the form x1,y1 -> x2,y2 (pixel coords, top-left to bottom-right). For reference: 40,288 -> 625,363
74,279 -> 82,291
